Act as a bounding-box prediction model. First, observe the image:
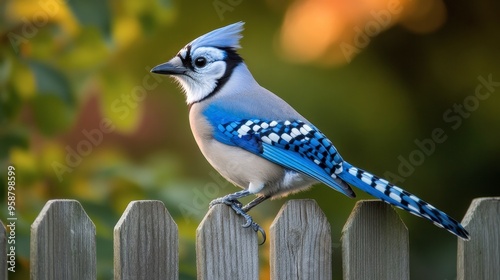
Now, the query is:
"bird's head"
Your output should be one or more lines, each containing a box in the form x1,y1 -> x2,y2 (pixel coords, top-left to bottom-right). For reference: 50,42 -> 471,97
151,22 -> 244,105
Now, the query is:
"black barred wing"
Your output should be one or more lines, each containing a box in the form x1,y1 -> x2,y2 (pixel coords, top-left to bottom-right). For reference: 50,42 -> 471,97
217,119 -> 355,197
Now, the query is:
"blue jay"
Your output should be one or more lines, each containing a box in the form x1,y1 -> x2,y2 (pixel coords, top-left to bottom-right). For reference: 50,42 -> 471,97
151,22 -> 469,242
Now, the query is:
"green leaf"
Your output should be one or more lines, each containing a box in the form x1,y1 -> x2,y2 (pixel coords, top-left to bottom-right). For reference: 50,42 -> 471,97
59,27 -> 109,71
139,12 -> 156,35
0,1 -> 7,28
29,60 -> 74,107
158,0 -> 172,8
0,87 -> 22,124
67,0 -> 112,40
0,126 -> 28,160
0,54 -> 11,86
31,94 -> 74,136
99,70 -> 142,133
0,55 -> 22,124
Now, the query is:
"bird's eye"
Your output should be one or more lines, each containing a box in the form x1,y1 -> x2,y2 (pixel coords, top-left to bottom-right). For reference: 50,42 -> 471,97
194,57 -> 207,68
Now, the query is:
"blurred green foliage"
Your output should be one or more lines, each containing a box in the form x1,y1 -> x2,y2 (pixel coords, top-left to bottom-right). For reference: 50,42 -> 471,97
0,0 -> 499,279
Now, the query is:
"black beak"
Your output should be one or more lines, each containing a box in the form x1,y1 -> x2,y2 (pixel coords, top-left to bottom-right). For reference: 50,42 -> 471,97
150,62 -> 185,75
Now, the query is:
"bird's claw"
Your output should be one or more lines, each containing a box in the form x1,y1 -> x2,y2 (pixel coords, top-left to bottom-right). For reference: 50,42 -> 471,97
210,196 -> 267,244
251,222 -> 266,245
238,210 -> 266,245
231,202 -> 267,245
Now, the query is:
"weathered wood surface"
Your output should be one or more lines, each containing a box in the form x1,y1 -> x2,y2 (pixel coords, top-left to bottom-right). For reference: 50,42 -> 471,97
270,199 -> 332,280
1,221 -> 6,280
31,199 -> 96,280
196,204 -> 258,280
20,197 -> 500,279
342,200 -> 409,280
457,197 -> 500,280
114,200 -> 178,280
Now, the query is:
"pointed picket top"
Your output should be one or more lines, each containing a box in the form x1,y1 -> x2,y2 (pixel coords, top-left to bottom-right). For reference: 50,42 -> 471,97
270,199 -> 332,280
114,200 -> 178,280
31,199 -> 96,280
196,204 -> 258,280
342,200 -> 409,280
457,197 -> 500,280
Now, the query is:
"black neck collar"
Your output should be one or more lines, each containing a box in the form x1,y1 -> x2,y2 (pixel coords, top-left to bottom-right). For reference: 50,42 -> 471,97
188,47 -> 243,107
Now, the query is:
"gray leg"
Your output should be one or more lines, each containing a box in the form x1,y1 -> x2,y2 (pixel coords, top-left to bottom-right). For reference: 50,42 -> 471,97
210,190 -> 267,244
242,195 -> 270,212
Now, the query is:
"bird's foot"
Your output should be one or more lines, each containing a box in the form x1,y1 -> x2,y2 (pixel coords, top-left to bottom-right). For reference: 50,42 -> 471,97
210,193 -> 267,244
209,194 -> 243,209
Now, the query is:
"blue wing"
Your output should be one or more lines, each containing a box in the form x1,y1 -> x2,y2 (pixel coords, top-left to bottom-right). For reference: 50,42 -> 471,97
214,118 -> 355,198
209,116 -> 470,239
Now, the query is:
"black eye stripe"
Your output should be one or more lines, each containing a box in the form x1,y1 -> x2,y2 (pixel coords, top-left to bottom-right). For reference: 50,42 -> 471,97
178,45 -> 194,70
192,47 -> 243,105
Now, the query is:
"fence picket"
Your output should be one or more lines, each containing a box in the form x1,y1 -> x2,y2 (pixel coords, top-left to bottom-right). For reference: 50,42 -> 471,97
196,204 -> 258,280
13,196 -> 497,278
30,199 -> 96,280
114,200 -> 178,280
270,199 -> 332,280
457,197 -> 500,280
1,221 -> 6,279
342,200 -> 409,280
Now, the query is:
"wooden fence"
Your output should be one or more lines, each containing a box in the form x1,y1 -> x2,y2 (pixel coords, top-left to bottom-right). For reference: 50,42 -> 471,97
0,197 -> 499,279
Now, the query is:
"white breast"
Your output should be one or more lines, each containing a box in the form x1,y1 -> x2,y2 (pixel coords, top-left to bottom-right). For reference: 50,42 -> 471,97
189,105 -> 285,193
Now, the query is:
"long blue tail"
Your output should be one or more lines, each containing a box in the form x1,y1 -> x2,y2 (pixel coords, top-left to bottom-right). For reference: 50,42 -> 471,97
339,161 -> 470,240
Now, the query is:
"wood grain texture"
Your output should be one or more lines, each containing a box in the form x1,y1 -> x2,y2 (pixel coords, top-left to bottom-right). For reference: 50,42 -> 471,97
114,200 -> 178,280
457,197 -> 500,280
196,204 -> 258,280
270,199 -> 332,280
30,199 -> 96,280
342,200 -> 409,280
0,221 -> 6,280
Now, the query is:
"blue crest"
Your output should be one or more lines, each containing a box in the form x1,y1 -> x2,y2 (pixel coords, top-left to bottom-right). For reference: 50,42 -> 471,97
189,22 -> 244,50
